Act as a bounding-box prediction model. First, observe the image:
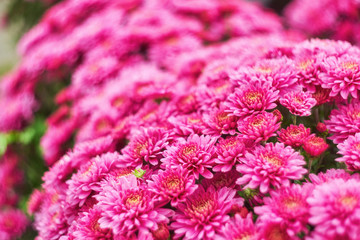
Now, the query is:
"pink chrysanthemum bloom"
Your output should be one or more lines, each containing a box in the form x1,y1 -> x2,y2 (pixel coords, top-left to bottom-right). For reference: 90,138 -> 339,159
213,136 -> 246,172
72,207 -> 113,239
311,86 -> 332,106
279,91 -> 317,116
316,122 -> 327,133
277,124 -> 311,148
255,184 -> 313,237
325,100 -> 360,144
303,135 -> 328,157
121,127 -> 172,167
321,55 -> 360,99
0,209 -> 29,240
222,213 -> 258,240
66,152 -> 123,208
309,169 -> 360,185
337,133 -> 360,171
168,113 -> 205,137
294,54 -> 323,92
28,189 -> 45,215
171,186 -> 243,240
237,111 -> 281,143
96,174 -> 173,238
307,178 -> 360,239
202,107 -> 239,136
236,143 -> 307,193
147,167 -> 198,207
161,134 -> 217,179
257,220 -> 296,240
224,82 -> 278,118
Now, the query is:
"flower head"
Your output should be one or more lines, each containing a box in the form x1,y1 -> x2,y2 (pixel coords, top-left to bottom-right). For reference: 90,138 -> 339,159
222,213 -> 258,240
237,143 -> 307,193
147,167 -> 198,207
171,186 -> 243,240
202,107 -> 239,136
225,82 -> 278,118
307,178 -> 360,239
237,111 -> 281,143
280,91 -> 317,116
213,136 -> 246,172
278,124 -> 311,148
337,133 -> 360,171
303,135 -> 328,157
161,134 -> 217,179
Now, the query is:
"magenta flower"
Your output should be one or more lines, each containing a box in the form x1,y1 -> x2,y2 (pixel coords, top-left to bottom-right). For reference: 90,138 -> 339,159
213,136 -> 246,172
321,55 -> 360,99
96,175 -> 173,238
202,107 -> 239,136
325,100 -> 360,144
168,113 -> 205,136
147,167 -> 198,207
171,186 -> 243,240
337,133 -> 360,171
255,184 -> 313,237
237,111 -> 281,143
0,209 -> 29,240
121,127 -> 172,167
280,91 -> 317,116
222,213 -> 258,240
202,170 -> 239,190
309,169 -> 360,185
307,178 -> 360,239
278,124 -> 311,148
224,82 -> 278,118
237,143 -> 307,194
303,135 -> 328,157
161,134 -> 217,179
257,220 -> 295,240
72,207 -> 113,239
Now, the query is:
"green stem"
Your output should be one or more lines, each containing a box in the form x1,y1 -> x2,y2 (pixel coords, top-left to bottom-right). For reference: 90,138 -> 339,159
292,115 -> 297,125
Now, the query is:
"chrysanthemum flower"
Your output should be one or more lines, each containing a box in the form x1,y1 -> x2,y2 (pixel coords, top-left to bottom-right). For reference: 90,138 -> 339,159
121,127 -> 172,167
257,220 -> 295,240
171,186 -> 243,240
161,134 -> 217,179
278,124 -> 311,148
307,178 -> 360,239
237,143 -> 307,193
325,100 -> 360,144
28,189 -> 45,215
202,107 -> 239,136
337,133 -> 360,171
237,111 -> 281,143
168,113 -> 205,137
303,135 -> 328,157
0,209 -> 29,240
280,91 -> 317,116
321,55 -> 360,99
311,86 -> 332,105
213,136 -> 245,172
309,169 -> 360,185
255,184 -> 313,237
147,167 -> 198,207
222,213 -> 258,240
224,82 -> 278,119
202,170 -> 239,190
316,122 -> 327,133
71,207 -> 113,239
96,174 -> 173,238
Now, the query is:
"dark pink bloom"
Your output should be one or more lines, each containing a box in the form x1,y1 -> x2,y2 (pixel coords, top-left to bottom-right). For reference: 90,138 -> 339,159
96,175 -> 173,238
201,170 -> 239,190
303,135 -> 328,157
309,169 -> 360,185
28,189 -> 45,215
147,167 -> 198,207
337,133 -> 360,171
237,111 -> 281,143
171,186 -> 243,240
121,127 -> 172,167
321,55 -> 360,99
255,184 -> 313,237
237,143 -> 307,193
202,107 -> 239,136
213,136 -> 246,172
278,124 -> 311,148
325,100 -> 360,144
222,213 -> 258,240
316,122 -> 327,133
0,209 -> 29,240
307,178 -> 360,239
280,91 -> 317,116
225,82 -> 278,119
161,134 -> 217,179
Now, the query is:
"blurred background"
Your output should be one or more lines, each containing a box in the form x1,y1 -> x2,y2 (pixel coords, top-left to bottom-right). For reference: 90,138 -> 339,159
0,0 -> 291,77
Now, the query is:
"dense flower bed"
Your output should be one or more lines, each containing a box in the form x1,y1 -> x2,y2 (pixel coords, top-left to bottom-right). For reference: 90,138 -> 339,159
1,0 -> 360,239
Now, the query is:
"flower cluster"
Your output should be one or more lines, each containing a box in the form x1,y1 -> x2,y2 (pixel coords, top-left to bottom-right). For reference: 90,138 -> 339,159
1,0 -> 360,239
